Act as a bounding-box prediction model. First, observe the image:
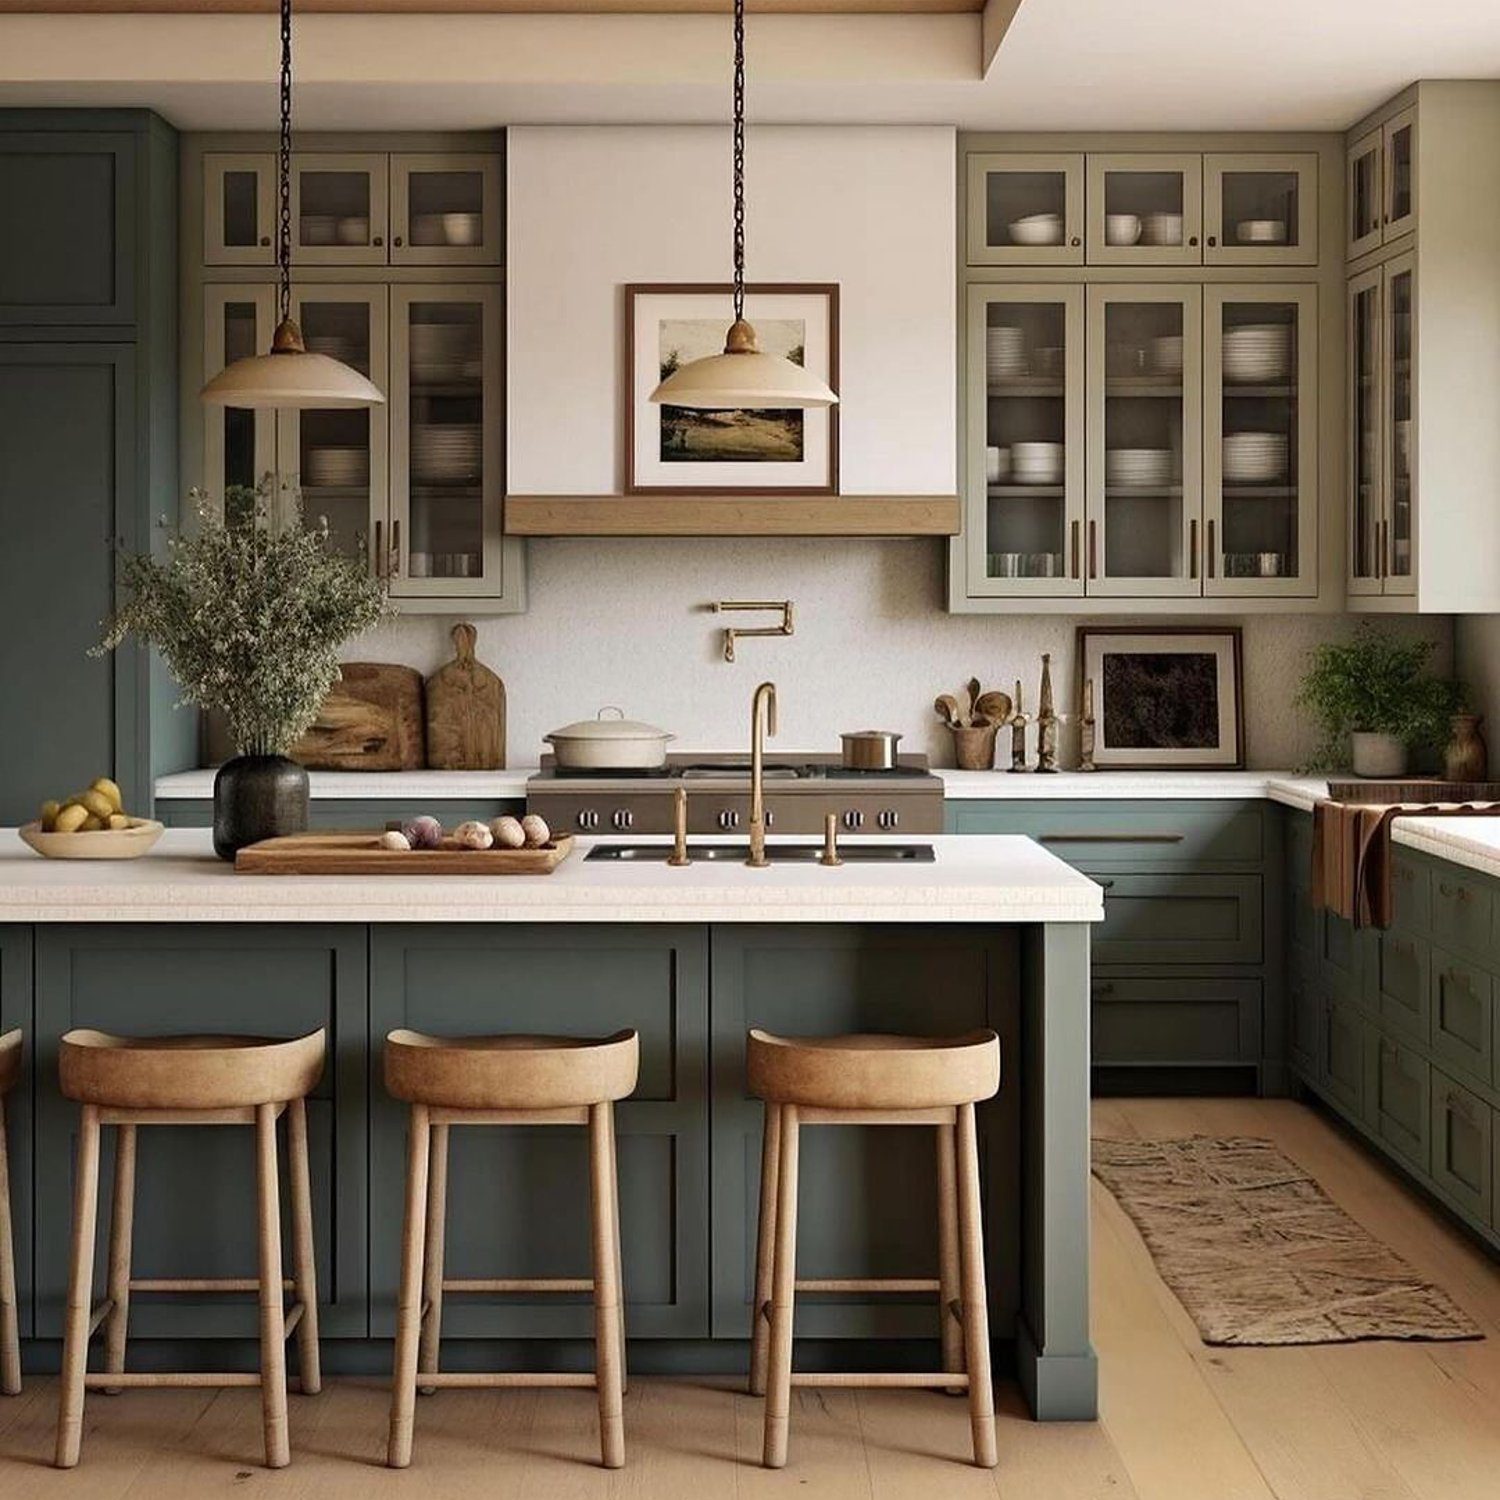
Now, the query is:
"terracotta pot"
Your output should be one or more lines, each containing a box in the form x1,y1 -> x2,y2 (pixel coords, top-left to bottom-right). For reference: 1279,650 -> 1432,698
1444,713 -> 1489,782
1349,731 -> 1407,779
951,724 -> 998,771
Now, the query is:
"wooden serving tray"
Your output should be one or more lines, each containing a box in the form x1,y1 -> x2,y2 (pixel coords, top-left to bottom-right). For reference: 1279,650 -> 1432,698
235,832 -> 574,875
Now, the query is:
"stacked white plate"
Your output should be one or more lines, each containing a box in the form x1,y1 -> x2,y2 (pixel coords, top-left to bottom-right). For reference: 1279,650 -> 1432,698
1151,334 -> 1184,376
300,214 -> 339,246
1223,324 -> 1292,383
1141,212 -> 1184,247
411,322 -> 482,384
1104,448 -> 1173,488
411,424 -> 482,484
1222,431 -> 1289,484
1010,441 -> 1064,485
1236,219 -> 1288,244
305,334 -> 358,364
1008,213 -> 1063,246
305,447 -> 370,489
412,212 -> 483,247
987,326 -> 1027,382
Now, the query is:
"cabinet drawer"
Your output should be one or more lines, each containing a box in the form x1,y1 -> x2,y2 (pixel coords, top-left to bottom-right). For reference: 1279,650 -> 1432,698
1373,929 -> 1430,1041
949,801 -> 1262,865
1430,1069 -> 1493,1224
1431,952 -> 1493,1088
1321,995 -> 1365,1114
1432,870 -> 1494,958
1093,874 -> 1262,965
1091,977 -> 1260,1064
1391,853 -> 1431,933
1369,1032 -> 1430,1172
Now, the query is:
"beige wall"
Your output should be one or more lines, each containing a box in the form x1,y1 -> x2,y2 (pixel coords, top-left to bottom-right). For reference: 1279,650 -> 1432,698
1456,616 -> 1500,726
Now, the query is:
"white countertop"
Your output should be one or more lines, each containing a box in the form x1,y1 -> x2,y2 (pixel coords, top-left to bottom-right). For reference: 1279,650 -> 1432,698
1390,818 -> 1500,882
937,770 -> 1329,810
154,768 -> 536,800
0,830 -> 1104,926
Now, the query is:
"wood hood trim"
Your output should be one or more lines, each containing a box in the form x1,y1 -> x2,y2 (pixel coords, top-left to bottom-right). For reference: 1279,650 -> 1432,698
504,494 -> 960,536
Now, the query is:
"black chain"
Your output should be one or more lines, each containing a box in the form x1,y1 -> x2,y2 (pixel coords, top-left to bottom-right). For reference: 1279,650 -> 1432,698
277,0 -> 293,326
732,0 -> 746,323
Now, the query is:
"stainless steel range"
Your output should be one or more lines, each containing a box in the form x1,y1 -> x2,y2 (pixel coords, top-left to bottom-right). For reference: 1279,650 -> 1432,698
526,754 -> 944,837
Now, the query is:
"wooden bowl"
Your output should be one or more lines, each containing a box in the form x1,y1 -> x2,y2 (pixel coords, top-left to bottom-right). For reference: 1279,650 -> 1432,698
19,817 -> 165,860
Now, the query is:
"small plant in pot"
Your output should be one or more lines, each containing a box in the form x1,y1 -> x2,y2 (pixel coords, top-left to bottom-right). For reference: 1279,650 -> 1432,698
1296,625 -> 1460,777
98,483 -> 391,859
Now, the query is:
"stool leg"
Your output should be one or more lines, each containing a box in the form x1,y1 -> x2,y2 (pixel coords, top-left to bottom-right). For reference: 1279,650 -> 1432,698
55,1103 -> 102,1468
254,1102 -> 290,1469
936,1118 -> 965,1395
604,1102 -> 627,1397
955,1103 -> 997,1469
287,1096 -> 322,1397
762,1104 -> 799,1470
417,1121 -> 449,1396
748,1100 -> 782,1397
102,1123 -> 137,1395
0,1097 -> 20,1397
387,1103 -> 430,1469
589,1103 -> 625,1470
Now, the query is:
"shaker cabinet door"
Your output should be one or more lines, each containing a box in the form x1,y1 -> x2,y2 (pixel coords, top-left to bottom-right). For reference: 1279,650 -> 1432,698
965,152 -> 1084,266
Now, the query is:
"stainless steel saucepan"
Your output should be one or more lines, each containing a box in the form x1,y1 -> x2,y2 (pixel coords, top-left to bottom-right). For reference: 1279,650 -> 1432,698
839,730 -> 903,771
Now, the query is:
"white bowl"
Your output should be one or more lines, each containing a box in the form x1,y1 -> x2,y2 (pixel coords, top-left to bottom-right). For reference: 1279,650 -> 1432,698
985,446 -> 1011,484
20,817 -> 164,861
336,216 -> 370,246
1008,213 -> 1064,247
1104,213 -> 1142,247
1236,219 -> 1288,244
1009,441 -> 1064,484
1141,213 -> 1184,247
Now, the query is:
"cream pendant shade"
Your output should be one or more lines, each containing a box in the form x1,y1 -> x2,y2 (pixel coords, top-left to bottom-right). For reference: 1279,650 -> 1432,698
649,319 -> 838,411
201,348 -> 386,410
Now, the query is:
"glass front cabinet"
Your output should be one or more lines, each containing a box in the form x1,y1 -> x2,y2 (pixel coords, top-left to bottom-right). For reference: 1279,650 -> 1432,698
1347,107 -> 1417,259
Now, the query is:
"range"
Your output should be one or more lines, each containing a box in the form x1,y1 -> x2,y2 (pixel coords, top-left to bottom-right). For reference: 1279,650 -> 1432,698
526,754 -> 945,836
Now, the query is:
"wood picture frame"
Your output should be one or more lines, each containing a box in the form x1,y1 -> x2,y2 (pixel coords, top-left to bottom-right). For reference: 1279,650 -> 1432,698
624,282 -> 839,496
1076,626 -> 1245,769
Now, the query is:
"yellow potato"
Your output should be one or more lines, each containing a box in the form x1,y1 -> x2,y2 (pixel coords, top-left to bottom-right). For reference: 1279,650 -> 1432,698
53,803 -> 89,833
79,814 -> 105,832
79,788 -> 115,821
107,813 -> 131,830
40,799 -> 61,832
90,777 -> 124,813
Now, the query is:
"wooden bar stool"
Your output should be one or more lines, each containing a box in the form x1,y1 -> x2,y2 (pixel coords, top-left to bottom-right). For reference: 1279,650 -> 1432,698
53,1028 -> 326,1470
0,1030 -> 21,1396
746,1027 -> 1002,1471
384,1027 -> 639,1471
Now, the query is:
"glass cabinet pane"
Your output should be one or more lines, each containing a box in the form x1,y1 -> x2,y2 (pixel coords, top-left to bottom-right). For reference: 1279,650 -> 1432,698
1089,291 -> 1201,594
203,153 -> 275,266
202,286 -> 277,514
1217,170 -> 1299,249
966,153 -> 1082,265
391,153 -> 503,266
1348,130 -> 1383,256
1349,274 -> 1382,588
1385,112 -> 1416,238
1211,295 -> 1311,591
1386,263 -> 1414,583
292,155 -> 387,263
1088,155 -> 1200,263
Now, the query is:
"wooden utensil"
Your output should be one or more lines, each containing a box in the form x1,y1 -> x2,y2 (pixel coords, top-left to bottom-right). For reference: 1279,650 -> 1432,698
235,831 -> 572,875
425,623 -> 506,770
290,664 -> 425,771
974,690 -> 1013,727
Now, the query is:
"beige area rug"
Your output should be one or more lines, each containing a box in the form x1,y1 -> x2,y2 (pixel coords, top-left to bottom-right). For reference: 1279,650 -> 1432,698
1091,1135 -> 1483,1346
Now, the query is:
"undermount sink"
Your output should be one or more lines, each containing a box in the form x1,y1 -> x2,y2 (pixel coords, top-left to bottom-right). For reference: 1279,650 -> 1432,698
1327,779 -> 1500,804
585,842 -> 936,863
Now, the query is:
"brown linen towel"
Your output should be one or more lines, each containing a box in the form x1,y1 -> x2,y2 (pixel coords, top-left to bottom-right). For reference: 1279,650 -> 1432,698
1312,800 -> 1500,928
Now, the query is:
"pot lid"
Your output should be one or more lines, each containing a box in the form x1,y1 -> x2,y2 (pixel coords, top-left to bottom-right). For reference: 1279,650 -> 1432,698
545,706 -> 676,742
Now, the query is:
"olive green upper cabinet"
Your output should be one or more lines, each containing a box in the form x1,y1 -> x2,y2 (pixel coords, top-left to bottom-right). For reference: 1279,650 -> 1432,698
1346,108 -> 1416,259
1086,154 -> 1203,267
389,153 -> 503,266
1203,153 -> 1318,266
966,152 -> 1085,266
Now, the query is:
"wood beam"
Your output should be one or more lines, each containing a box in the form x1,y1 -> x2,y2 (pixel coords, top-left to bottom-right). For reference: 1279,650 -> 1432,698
980,0 -> 1022,74
0,1 -> 984,14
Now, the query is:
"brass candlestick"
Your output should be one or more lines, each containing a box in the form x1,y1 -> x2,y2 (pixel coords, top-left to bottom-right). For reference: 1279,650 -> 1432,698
1008,679 -> 1030,773
1079,676 -> 1097,772
1036,653 -> 1059,774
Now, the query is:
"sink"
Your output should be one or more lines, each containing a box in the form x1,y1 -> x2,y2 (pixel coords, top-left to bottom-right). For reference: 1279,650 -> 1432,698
585,842 -> 935,863
1327,779 -> 1500,804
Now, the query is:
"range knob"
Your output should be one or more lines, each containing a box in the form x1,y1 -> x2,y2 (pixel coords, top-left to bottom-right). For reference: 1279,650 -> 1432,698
612,808 -> 634,831
576,809 -> 600,830
842,809 -> 864,831
877,809 -> 900,830
718,809 -> 741,830
764,809 -> 775,829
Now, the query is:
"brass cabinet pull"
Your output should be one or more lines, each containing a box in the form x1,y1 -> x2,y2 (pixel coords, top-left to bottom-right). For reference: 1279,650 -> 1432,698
1190,518 -> 1199,578
390,518 -> 402,577
1088,519 -> 1098,579
373,519 -> 385,579
1380,519 -> 1389,578
1206,518 -> 1216,578
1071,519 -> 1081,579
1042,833 -> 1184,844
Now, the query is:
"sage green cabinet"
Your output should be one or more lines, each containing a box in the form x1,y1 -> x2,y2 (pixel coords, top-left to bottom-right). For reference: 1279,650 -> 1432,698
1368,1032 -> 1430,1172
0,927 -> 33,1338
1371,927 -> 1430,1040
368,926 -> 710,1339
1321,994 -> 1366,1115
1093,873 -> 1262,966
1092,976 -> 1259,1066
1432,868 -> 1494,959
33,926 -> 369,1338
1431,953 -> 1492,1088
1430,1070 -> 1491,1224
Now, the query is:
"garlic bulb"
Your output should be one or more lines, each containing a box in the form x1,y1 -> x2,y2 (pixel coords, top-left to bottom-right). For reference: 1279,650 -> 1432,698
453,819 -> 495,850
490,815 -> 526,849
521,814 -> 551,848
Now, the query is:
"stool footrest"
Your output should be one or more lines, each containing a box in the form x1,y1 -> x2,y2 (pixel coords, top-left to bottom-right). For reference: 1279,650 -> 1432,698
418,1372 -> 598,1390
83,1372 -> 264,1390
440,1277 -> 595,1295
283,1303 -> 305,1340
789,1372 -> 971,1390
86,1299 -> 114,1337
794,1278 -> 942,1294
128,1278 -> 296,1294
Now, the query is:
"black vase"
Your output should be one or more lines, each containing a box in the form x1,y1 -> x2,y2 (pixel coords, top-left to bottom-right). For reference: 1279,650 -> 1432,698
212,754 -> 310,861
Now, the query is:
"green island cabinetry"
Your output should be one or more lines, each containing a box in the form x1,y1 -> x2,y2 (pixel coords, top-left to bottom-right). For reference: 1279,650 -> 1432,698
947,800 -> 1283,1095
1285,810 -> 1500,1252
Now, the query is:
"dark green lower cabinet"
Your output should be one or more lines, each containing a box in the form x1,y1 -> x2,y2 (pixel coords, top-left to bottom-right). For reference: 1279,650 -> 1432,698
1368,1034 -> 1430,1173
0,926 -> 33,1337
33,925 -> 369,1338
1091,976 -> 1260,1066
368,926 -> 709,1339
708,926 -> 1020,1341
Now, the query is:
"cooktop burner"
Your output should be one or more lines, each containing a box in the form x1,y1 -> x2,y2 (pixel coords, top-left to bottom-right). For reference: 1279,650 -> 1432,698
535,754 -> 933,783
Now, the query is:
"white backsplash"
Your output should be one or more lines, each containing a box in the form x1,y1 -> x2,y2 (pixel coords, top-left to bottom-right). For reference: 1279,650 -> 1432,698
345,539 -> 1453,771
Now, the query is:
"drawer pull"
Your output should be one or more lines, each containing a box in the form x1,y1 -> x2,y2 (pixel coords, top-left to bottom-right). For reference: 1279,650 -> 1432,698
1438,882 -> 1471,902
1041,833 -> 1185,844
1091,981 -> 1115,996
1094,878 -> 1116,892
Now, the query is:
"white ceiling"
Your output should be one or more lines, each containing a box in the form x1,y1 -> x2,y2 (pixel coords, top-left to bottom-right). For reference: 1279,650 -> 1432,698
0,1 -> 1497,131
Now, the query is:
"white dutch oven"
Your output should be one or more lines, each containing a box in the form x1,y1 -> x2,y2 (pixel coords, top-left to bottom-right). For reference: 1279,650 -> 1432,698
545,707 -> 676,770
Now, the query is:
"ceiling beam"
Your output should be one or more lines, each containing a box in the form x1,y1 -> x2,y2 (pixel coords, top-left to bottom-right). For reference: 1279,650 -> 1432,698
0,1 -> 983,13
980,0 -> 1021,74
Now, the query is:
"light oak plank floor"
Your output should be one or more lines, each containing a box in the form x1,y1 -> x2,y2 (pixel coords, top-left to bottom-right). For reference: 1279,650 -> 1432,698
0,1098 -> 1493,1499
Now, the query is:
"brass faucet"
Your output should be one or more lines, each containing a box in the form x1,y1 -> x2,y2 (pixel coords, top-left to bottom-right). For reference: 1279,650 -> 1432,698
747,680 -> 778,867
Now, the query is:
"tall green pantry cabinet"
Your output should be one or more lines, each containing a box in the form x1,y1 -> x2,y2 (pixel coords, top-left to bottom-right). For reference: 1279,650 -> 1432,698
0,111 -> 189,825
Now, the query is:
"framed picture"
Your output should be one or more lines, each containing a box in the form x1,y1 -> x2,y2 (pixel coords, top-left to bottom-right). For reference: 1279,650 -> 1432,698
1076,627 -> 1244,769
624,282 -> 839,495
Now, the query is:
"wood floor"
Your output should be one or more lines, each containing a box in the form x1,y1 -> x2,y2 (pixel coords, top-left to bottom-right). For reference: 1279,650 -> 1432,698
0,1097 -> 1496,1498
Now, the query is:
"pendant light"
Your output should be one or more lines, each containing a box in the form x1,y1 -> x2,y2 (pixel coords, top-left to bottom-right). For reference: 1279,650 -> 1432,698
201,0 -> 384,410
648,0 -> 838,412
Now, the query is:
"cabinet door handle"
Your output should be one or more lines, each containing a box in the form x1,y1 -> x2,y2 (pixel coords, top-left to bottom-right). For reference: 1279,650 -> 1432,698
390,518 -> 402,577
1042,833 -> 1184,844
1207,518 -> 1216,578
373,519 -> 385,579
1203,235 -> 1213,247
1070,235 -> 1081,247
1190,518 -> 1199,578
1191,235 -> 1201,247
1094,878 -> 1115,892
1071,519 -> 1080,579
1380,519 -> 1388,578
1091,981 -> 1115,996
1088,519 -> 1098,579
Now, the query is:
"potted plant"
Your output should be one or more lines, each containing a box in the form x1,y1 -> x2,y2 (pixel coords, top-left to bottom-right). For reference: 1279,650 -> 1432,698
1296,625 -> 1460,777
99,483 -> 391,858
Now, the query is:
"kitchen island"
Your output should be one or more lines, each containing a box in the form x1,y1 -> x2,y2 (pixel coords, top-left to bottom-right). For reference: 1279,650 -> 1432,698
0,830 -> 1102,1419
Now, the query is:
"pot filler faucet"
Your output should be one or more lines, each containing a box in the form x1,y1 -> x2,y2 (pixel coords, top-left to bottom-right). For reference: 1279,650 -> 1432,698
748,680 -> 778,867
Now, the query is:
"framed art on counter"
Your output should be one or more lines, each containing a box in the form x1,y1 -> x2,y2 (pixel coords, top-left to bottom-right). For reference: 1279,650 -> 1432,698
1077,626 -> 1245,768
624,282 -> 839,495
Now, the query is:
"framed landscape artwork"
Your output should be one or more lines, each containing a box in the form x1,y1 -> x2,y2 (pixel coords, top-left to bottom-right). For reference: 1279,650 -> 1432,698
1077,626 -> 1245,769
624,283 -> 839,494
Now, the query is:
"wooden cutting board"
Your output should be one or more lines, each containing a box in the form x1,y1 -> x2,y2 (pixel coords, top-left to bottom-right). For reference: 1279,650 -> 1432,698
290,663 -> 425,771
425,622 -> 506,770
235,831 -> 574,875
